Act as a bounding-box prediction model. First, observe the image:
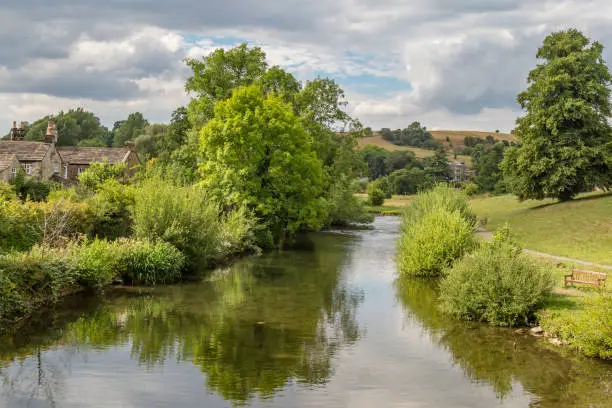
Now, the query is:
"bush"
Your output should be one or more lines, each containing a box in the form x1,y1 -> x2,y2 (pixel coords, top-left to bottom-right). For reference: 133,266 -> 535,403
397,208 -> 477,277
368,188 -> 385,206
440,237 -> 553,327
401,183 -> 475,230
0,247 -> 77,322
87,179 -> 135,239
539,295 -> 612,359
78,162 -> 127,192
326,179 -> 373,226
463,182 -> 479,197
0,198 -> 41,251
70,238 -> 186,288
370,177 -> 393,198
132,178 -> 254,266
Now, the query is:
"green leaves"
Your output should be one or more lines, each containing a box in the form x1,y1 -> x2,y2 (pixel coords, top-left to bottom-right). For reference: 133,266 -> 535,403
504,29 -> 612,201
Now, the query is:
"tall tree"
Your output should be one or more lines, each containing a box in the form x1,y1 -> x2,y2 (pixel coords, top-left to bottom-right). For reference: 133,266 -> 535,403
425,146 -> 451,182
199,85 -> 326,246
24,108 -> 109,146
113,112 -> 148,147
501,29 -> 612,201
185,43 -> 268,126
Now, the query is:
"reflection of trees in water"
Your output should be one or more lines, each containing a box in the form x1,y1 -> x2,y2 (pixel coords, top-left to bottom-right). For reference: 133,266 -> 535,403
395,278 -> 612,407
1,232 -> 363,407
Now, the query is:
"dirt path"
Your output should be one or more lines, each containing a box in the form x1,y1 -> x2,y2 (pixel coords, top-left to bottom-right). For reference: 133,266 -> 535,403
476,230 -> 612,271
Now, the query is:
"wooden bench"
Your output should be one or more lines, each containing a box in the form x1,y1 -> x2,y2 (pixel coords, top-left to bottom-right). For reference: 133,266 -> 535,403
564,269 -> 607,289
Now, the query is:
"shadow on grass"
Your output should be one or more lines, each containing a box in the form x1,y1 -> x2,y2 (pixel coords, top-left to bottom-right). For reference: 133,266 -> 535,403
529,191 -> 612,211
543,293 -> 582,311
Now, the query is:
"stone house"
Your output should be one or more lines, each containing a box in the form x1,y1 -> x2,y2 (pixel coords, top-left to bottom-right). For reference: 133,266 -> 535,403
57,144 -> 140,182
0,153 -> 20,182
0,121 -> 140,183
449,161 -> 471,183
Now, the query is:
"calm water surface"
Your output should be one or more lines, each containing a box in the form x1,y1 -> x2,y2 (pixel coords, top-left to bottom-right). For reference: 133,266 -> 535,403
1,217 -> 611,407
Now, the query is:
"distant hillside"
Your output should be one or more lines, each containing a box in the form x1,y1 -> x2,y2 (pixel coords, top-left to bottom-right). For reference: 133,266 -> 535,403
358,134 -> 473,167
428,130 -> 515,148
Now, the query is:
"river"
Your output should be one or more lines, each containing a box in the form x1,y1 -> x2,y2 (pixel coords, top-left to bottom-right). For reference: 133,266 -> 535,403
1,217 -> 611,407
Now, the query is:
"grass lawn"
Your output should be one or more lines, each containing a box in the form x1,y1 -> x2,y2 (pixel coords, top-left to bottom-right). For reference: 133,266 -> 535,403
470,192 -> 612,265
357,194 -> 414,215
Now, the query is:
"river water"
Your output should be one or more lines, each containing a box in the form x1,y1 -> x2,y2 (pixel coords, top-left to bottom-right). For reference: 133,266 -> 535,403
1,217 -> 611,407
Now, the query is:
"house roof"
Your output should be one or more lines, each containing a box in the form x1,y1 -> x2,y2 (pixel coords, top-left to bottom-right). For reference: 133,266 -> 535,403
56,146 -> 133,165
0,153 -> 18,171
0,141 -> 53,161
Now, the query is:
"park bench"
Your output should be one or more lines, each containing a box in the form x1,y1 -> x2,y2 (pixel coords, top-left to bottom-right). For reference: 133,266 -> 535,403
564,269 -> 607,289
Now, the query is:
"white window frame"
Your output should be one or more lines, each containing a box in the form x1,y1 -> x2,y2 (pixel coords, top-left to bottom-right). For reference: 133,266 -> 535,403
11,167 -> 16,178
22,163 -> 32,175
77,167 -> 85,175
63,164 -> 68,179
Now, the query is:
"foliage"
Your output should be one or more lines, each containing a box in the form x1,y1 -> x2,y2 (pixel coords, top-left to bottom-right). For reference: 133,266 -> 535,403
368,188 -> 385,206
388,168 -> 432,195
463,182 -> 480,196
386,150 -> 420,173
539,295 -> 612,359
199,85 -> 325,246
0,246 -> 76,323
24,108 -> 110,146
87,179 -> 135,239
326,179 -> 372,226
380,122 -> 440,149
117,239 -> 185,285
369,176 -> 393,198
401,183 -> 475,230
0,198 -> 42,251
397,208 -> 477,277
132,178 -> 254,265
471,143 -> 507,194
502,29 -> 612,201
78,162 -> 127,192
424,145 -> 451,182
10,168 -> 53,202
440,229 -> 553,326
113,112 -> 149,147
359,145 -> 388,180
133,123 -> 168,158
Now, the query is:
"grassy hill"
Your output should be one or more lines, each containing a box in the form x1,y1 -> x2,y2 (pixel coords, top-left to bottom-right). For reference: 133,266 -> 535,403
471,192 -> 612,265
358,134 -> 473,167
429,130 -> 515,148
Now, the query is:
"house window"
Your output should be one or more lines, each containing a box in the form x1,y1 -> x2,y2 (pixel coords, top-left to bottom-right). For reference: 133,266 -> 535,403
77,167 -> 85,175
22,163 -> 32,175
11,168 -> 16,178
63,164 -> 68,179
54,164 -> 59,174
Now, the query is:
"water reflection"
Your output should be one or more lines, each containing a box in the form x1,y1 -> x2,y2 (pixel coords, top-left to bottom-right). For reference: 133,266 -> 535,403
395,278 -> 612,407
0,232 -> 364,406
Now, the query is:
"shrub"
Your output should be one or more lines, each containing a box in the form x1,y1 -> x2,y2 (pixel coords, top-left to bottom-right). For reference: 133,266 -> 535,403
370,177 -> 393,198
78,162 -> 127,192
440,238 -> 553,327
69,238 -> 123,291
397,208 -> 477,277
132,178 -> 254,266
87,179 -> 135,239
463,182 -> 479,196
0,247 -> 77,322
368,188 -> 385,206
35,198 -> 93,247
539,295 -> 612,359
70,238 -> 186,288
326,179 -> 373,226
0,199 -> 41,251
402,183 -> 475,230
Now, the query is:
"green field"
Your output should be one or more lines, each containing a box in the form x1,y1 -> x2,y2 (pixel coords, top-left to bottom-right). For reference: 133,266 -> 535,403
470,192 -> 612,265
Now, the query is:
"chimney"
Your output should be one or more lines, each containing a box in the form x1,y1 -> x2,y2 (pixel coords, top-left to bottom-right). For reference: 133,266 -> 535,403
10,120 -> 24,141
44,121 -> 58,144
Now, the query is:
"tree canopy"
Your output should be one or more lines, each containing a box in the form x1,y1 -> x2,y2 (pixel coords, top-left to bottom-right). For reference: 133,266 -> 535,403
502,29 -> 612,201
24,108 -> 110,146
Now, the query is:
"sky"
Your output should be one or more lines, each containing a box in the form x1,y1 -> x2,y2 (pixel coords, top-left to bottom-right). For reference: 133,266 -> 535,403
1,0 -> 612,132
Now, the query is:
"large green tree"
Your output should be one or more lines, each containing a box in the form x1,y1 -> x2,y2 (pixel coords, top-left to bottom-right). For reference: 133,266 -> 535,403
502,29 -> 612,201
199,85 -> 326,246
113,112 -> 148,147
24,108 -> 110,146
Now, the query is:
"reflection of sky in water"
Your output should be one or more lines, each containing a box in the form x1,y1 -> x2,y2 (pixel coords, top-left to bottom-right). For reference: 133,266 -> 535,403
0,217 -> 608,408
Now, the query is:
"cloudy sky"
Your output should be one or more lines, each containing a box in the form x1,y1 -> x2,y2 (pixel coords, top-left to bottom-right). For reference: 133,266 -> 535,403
1,0 -> 612,132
